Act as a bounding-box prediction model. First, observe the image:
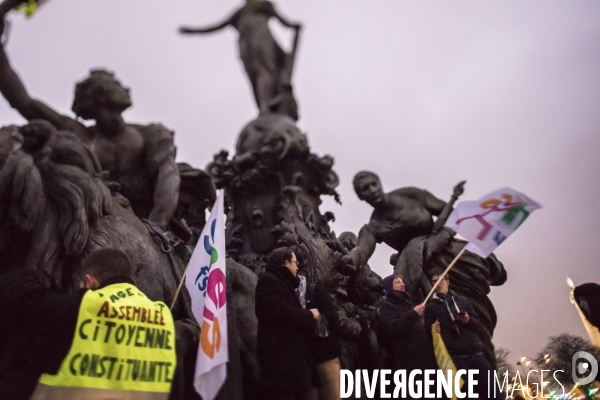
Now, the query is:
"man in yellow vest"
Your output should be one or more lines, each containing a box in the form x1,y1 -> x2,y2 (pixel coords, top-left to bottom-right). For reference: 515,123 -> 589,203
0,248 -> 177,400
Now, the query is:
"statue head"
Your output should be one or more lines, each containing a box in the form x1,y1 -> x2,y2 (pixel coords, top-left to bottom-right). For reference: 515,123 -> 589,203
353,171 -> 384,207
72,70 -> 132,121
338,231 -> 358,251
347,266 -> 384,307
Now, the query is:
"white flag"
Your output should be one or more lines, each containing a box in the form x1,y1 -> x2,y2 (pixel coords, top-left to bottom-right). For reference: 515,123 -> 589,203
184,191 -> 228,400
445,187 -> 541,257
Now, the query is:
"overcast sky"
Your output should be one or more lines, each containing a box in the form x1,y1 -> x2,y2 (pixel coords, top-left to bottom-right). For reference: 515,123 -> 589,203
1,0 -> 599,366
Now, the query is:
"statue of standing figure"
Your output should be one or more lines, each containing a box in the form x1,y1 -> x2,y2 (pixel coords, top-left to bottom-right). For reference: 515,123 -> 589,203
180,0 -> 302,120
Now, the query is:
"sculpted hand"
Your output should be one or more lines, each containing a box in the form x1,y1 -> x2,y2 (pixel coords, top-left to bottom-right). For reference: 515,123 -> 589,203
413,304 -> 425,316
146,217 -> 168,234
179,27 -> 195,34
453,180 -> 466,199
341,251 -> 359,272
424,229 -> 452,262
310,309 -> 320,320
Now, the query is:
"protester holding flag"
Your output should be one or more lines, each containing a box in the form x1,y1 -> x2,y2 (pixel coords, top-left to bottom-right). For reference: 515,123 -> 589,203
343,172 -> 507,344
378,274 -> 437,389
424,268 -> 502,400
255,247 -> 320,400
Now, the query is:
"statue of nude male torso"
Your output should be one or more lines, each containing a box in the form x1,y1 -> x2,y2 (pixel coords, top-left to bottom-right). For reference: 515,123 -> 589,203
366,188 -> 436,252
82,124 -> 163,220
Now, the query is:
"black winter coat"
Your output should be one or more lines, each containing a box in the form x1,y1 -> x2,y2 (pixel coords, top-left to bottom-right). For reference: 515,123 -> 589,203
255,264 -> 317,396
424,291 -> 484,357
0,273 -> 132,400
378,291 -> 437,371
307,282 -> 341,364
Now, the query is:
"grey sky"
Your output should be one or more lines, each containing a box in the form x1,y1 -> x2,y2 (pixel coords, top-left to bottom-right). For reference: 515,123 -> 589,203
1,0 -> 599,366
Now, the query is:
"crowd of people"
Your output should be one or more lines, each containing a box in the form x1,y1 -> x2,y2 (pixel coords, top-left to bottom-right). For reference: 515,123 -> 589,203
0,244 -> 502,400
256,246 -> 503,400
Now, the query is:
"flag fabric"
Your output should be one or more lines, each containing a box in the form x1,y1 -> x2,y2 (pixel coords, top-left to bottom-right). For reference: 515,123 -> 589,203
445,187 -> 542,257
567,278 -> 600,348
184,191 -> 228,400
432,322 -> 464,400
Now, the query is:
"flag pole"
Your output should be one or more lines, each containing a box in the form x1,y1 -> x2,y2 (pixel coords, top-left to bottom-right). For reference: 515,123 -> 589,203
170,273 -> 187,310
423,246 -> 467,305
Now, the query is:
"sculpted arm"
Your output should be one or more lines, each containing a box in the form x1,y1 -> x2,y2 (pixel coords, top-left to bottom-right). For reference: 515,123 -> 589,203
343,225 -> 377,271
144,124 -> 180,231
0,0 -> 21,16
0,23 -> 82,133
179,12 -> 235,34
149,156 -> 180,231
423,189 -> 446,217
271,6 -> 301,29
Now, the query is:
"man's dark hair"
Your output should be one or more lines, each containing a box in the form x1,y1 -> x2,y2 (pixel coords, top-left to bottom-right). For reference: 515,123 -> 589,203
268,247 -> 294,267
393,273 -> 404,281
429,267 -> 447,280
82,248 -> 133,284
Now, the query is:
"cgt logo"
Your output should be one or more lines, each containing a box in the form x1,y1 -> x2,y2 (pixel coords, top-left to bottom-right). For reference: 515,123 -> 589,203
572,351 -> 598,385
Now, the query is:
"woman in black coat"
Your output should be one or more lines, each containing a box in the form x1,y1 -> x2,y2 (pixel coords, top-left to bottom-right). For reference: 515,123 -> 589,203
255,247 -> 319,400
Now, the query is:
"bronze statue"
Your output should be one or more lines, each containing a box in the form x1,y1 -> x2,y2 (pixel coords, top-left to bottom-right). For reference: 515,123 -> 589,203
0,121 -> 260,400
343,171 -> 451,271
0,19 -> 179,232
180,0 -> 301,120
343,171 -> 507,342
207,114 -> 340,279
0,120 -> 187,300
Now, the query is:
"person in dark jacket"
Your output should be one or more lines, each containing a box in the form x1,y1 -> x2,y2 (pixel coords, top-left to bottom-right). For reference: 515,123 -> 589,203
304,280 -> 342,400
424,268 -> 502,400
0,273 -> 83,400
0,248 -> 176,400
255,247 -> 320,400
574,283 -> 600,329
378,274 -> 437,374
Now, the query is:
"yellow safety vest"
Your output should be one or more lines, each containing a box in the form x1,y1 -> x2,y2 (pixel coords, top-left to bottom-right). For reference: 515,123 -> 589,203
30,282 -> 177,400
